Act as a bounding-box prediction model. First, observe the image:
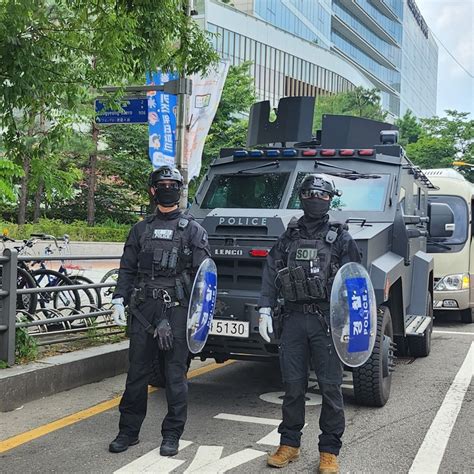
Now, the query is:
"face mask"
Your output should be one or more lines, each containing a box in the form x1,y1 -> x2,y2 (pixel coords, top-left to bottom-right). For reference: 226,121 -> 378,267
153,184 -> 180,207
301,197 -> 331,219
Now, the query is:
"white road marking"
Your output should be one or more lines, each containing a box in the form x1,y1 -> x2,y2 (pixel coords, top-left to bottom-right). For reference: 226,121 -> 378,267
433,330 -> 474,336
114,440 -> 192,473
257,428 -> 280,446
409,342 -> 474,474
214,413 -> 281,426
185,448 -> 265,473
184,446 -> 223,472
259,391 -> 323,405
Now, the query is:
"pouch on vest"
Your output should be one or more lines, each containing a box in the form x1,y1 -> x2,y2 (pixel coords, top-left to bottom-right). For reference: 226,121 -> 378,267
292,266 -> 308,300
276,267 -> 297,301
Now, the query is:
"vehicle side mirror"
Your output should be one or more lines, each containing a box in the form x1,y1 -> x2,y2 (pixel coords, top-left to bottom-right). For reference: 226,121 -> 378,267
428,202 -> 455,238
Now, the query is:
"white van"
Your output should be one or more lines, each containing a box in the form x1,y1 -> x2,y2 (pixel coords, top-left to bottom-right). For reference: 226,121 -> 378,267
424,168 -> 474,323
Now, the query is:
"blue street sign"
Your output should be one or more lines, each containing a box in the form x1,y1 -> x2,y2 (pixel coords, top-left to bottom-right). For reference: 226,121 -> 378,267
95,98 -> 148,124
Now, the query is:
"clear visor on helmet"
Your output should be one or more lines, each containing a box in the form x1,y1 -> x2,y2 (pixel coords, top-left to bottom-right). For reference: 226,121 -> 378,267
300,189 -> 331,200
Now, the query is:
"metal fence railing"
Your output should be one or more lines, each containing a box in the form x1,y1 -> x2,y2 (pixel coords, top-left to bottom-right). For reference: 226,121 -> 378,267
0,249 -> 122,365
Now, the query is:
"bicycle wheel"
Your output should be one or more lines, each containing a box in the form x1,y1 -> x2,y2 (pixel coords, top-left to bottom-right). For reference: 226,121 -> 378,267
100,268 -> 119,303
17,267 -> 38,315
30,269 -> 81,318
68,275 -> 101,308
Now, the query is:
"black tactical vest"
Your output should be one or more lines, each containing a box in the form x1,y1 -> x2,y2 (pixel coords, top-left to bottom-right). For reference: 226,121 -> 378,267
276,222 -> 341,302
137,214 -> 192,289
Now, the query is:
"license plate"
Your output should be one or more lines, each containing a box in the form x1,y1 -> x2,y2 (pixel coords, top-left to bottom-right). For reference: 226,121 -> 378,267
209,319 -> 249,338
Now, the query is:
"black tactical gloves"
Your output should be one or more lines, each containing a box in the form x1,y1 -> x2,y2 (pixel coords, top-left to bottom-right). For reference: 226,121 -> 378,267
154,319 -> 174,351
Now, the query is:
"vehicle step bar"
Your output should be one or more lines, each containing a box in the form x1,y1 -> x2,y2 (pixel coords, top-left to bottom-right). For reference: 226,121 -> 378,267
405,315 -> 432,336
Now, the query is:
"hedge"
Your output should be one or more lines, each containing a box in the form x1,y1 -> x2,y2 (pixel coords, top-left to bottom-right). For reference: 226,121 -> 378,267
0,219 -> 131,242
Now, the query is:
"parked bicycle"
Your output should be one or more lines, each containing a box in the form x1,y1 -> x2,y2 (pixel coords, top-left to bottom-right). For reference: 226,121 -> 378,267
1,234 -> 38,315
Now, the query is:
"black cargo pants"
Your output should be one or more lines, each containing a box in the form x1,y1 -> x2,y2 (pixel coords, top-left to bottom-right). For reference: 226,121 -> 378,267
118,297 -> 189,439
278,310 -> 344,455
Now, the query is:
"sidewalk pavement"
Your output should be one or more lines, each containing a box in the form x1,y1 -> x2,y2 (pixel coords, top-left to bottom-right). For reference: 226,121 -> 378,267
0,341 -> 129,412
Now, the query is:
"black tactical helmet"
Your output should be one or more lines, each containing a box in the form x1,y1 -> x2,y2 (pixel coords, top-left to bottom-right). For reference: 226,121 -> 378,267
148,166 -> 183,187
299,174 -> 341,198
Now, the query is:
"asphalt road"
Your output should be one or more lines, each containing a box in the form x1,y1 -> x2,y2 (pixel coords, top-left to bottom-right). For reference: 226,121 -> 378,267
1,315 -> 473,474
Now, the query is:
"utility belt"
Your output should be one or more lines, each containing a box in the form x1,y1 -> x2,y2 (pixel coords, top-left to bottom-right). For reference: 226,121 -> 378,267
132,286 -> 179,303
283,301 -> 330,334
276,266 -> 327,301
130,287 -> 178,336
134,271 -> 192,307
284,301 -> 323,314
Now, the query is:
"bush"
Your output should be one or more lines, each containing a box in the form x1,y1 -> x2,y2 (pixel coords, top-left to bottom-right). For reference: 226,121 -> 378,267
0,218 -> 133,242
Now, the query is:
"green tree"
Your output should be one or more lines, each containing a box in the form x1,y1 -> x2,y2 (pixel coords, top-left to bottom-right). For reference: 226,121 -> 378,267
313,87 -> 387,131
406,110 -> 473,172
0,0 -> 218,224
0,157 -> 22,203
395,109 -> 422,147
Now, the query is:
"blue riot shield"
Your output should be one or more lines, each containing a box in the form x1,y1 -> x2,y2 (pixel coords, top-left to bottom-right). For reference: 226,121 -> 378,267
186,258 -> 218,354
330,262 -> 377,367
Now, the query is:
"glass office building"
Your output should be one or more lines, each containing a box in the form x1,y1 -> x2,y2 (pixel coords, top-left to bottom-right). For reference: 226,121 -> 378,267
226,0 -> 438,119
196,0 -> 374,109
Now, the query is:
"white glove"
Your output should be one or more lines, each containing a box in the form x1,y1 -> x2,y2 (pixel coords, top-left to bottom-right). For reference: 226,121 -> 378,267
258,307 -> 274,343
111,297 -> 127,326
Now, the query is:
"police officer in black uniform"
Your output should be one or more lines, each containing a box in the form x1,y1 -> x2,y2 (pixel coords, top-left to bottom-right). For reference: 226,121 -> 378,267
109,166 -> 211,456
258,174 -> 361,474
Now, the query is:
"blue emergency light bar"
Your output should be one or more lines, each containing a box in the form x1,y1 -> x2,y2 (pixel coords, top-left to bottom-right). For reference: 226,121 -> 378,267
231,148 -> 375,158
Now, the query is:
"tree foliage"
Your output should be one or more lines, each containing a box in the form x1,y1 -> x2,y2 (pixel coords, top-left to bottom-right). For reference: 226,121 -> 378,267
313,87 -> 387,131
404,110 -> 473,173
395,109 -> 422,146
0,0 -> 218,223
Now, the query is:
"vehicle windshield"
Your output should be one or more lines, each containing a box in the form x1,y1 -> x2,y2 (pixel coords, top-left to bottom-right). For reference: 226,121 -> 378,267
287,172 -> 390,211
201,173 -> 290,209
427,195 -> 468,253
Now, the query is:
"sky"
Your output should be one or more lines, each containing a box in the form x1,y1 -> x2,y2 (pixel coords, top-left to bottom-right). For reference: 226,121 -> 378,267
416,0 -> 473,117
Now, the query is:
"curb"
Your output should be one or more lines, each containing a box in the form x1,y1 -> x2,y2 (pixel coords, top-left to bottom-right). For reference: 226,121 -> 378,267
0,342 -> 129,412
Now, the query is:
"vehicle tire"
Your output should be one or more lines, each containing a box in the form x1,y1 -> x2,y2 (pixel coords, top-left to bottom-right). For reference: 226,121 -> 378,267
31,269 -> 81,316
149,352 -> 192,388
353,306 -> 394,407
408,294 -> 433,357
460,308 -> 473,324
17,267 -> 38,315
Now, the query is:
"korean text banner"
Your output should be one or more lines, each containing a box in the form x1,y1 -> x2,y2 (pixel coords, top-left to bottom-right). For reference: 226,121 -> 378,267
146,71 -> 178,169
185,60 -> 229,180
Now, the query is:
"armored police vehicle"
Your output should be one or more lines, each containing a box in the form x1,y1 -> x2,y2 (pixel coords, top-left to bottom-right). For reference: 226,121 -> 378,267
189,97 -> 446,407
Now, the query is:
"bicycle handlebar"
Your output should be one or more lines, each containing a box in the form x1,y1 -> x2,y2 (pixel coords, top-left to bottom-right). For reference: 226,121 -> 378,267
1,235 -> 15,243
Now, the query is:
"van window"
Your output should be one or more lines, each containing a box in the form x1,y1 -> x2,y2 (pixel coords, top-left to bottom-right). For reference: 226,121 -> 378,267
428,195 -> 469,253
287,172 -> 390,211
201,173 -> 290,209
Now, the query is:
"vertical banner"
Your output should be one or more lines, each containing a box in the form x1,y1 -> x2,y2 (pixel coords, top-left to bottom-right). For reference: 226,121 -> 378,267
146,71 -> 178,169
185,60 -> 230,180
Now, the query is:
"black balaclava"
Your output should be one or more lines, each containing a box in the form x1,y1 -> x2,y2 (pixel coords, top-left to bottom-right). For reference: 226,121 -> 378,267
153,184 -> 180,207
301,198 -> 331,220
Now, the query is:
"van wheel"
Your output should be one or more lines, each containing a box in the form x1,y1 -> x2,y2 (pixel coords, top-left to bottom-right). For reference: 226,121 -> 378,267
149,352 -> 192,388
408,294 -> 433,357
460,308 -> 473,323
353,306 -> 394,407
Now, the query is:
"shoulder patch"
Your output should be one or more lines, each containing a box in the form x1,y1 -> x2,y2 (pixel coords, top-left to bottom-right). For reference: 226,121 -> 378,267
178,218 -> 190,231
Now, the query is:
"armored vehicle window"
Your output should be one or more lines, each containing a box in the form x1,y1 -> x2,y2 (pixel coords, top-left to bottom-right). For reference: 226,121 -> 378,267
427,195 -> 468,253
201,173 -> 290,209
287,172 -> 390,211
